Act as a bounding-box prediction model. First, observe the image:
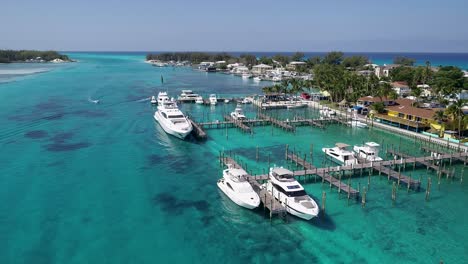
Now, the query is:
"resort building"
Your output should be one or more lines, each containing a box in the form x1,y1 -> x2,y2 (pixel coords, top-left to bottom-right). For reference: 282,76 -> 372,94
374,64 -> 398,78
417,84 -> 432,97
357,96 -> 396,107
286,61 -> 307,70
231,65 -> 250,74
374,98 -> 439,132
252,64 -> 273,75
392,81 -> 411,96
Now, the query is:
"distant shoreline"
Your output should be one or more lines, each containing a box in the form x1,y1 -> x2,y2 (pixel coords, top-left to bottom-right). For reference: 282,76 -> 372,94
0,50 -> 72,64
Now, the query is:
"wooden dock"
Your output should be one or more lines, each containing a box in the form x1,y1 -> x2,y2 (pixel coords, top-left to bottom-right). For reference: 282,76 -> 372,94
286,153 -> 360,198
223,115 -> 252,133
257,112 -> 295,132
372,165 -> 421,190
188,118 -> 207,140
420,146 -> 468,163
387,149 -> 453,177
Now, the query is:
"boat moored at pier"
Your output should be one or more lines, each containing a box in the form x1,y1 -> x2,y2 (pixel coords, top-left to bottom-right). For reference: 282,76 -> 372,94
217,167 -> 260,209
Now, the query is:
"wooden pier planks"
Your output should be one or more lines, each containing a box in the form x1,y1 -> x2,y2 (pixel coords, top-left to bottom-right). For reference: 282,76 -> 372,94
387,149 -> 453,176
223,115 -> 252,133
257,112 -> 295,132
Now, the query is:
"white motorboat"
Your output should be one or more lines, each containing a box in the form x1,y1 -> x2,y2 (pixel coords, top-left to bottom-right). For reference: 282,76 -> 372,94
217,167 -> 260,209
209,94 -> 217,105
178,90 -> 199,101
264,167 -> 319,220
272,76 -> 282,82
195,96 -> 204,104
150,96 -> 157,105
154,92 -> 193,139
241,73 -> 252,79
319,107 -> 336,117
322,143 -> 358,166
253,76 -> 261,82
224,99 -> 230,103
241,97 -> 253,104
231,104 -> 247,120
286,102 -> 307,109
353,142 -> 383,162
348,119 -> 368,128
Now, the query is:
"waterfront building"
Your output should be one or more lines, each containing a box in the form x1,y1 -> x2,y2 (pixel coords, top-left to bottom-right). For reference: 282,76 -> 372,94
286,61 -> 307,70
392,81 -> 411,96
252,64 -> 273,75
374,64 -> 398,78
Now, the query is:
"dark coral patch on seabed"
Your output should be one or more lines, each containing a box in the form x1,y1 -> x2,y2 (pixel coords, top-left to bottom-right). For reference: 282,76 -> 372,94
24,130 -> 48,139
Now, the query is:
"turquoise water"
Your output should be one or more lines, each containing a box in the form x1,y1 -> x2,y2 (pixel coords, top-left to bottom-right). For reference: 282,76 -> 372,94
0,53 -> 467,263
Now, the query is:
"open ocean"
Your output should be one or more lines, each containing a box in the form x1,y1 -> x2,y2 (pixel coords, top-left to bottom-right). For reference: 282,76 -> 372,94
0,52 -> 467,263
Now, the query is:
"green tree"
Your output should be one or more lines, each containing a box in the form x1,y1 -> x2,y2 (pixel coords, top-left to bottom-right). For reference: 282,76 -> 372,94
322,51 -> 344,65
240,54 -> 257,68
371,102 -> 386,114
272,54 -> 291,67
291,52 -> 305,62
393,56 -> 415,66
342,56 -> 369,68
432,66 -> 465,98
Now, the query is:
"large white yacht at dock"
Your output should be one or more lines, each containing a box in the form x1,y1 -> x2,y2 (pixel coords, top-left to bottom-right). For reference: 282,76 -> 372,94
264,167 -> 319,220
154,92 -> 193,139
353,142 -> 383,162
322,143 -> 358,166
217,167 -> 260,209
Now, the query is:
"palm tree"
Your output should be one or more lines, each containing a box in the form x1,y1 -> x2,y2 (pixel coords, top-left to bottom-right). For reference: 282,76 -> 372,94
433,110 -> 446,124
445,99 -> 467,138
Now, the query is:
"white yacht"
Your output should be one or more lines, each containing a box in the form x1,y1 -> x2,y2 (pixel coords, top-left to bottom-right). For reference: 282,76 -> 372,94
154,92 -> 193,139
241,97 -> 253,104
319,107 -> 336,117
353,142 -> 383,162
217,167 -> 260,209
209,94 -> 217,105
150,96 -> 157,105
231,104 -> 247,120
348,119 -> 368,128
253,76 -> 262,82
195,96 -> 204,104
241,73 -> 252,79
322,143 -> 358,166
264,167 -> 319,220
224,99 -> 230,103
178,90 -> 199,101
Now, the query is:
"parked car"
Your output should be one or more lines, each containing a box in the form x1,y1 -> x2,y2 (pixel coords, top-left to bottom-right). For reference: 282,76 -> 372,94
301,92 -> 311,100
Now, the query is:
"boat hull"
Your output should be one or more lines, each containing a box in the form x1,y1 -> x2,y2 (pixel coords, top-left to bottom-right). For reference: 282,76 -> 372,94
217,180 -> 259,209
154,112 -> 192,139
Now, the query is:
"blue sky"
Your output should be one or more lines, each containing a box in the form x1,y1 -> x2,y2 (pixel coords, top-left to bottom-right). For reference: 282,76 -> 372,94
2,0 -> 468,52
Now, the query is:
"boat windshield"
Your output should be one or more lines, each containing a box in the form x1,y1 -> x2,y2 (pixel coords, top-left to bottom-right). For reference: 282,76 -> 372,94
273,173 -> 295,182
169,115 -> 185,119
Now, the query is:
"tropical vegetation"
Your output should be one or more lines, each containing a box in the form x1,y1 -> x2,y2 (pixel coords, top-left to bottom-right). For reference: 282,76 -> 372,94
0,50 -> 70,63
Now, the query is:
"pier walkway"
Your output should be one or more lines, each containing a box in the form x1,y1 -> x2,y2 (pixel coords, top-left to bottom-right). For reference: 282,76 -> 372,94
257,112 -> 295,132
223,115 -> 252,133
387,149 -> 453,177
187,118 -> 207,139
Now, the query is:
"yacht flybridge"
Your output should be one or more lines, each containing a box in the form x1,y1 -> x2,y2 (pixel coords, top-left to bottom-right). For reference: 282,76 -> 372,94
154,92 -> 193,139
264,167 -> 319,220
353,142 -> 383,162
217,167 -> 260,209
322,143 -> 358,166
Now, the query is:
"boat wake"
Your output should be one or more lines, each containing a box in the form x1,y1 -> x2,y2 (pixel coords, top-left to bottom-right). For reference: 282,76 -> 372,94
135,97 -> 151,102
87,97 -> 100,104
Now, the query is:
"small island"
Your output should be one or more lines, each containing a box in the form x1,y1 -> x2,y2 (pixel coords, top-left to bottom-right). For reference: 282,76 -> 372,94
0,49 -> 71,63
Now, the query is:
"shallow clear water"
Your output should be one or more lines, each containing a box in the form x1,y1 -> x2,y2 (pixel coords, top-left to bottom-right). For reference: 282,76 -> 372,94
0,53 -> 466,264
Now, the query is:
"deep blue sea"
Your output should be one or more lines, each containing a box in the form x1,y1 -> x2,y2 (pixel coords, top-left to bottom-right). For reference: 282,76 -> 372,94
0,52 -> 467,263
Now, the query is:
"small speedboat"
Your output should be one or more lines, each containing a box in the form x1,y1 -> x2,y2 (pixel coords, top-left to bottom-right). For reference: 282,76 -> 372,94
150,96 -> 157,105
253,76 -> 261,82
209,94 -> 217,105
217,167 -> 260,209
348,119 -> 368,128
231,104 -> 246,120
195,96 -> 204,104
224,99 -> 230,103
241,73 -> 252,79
319,107 -> 336,117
